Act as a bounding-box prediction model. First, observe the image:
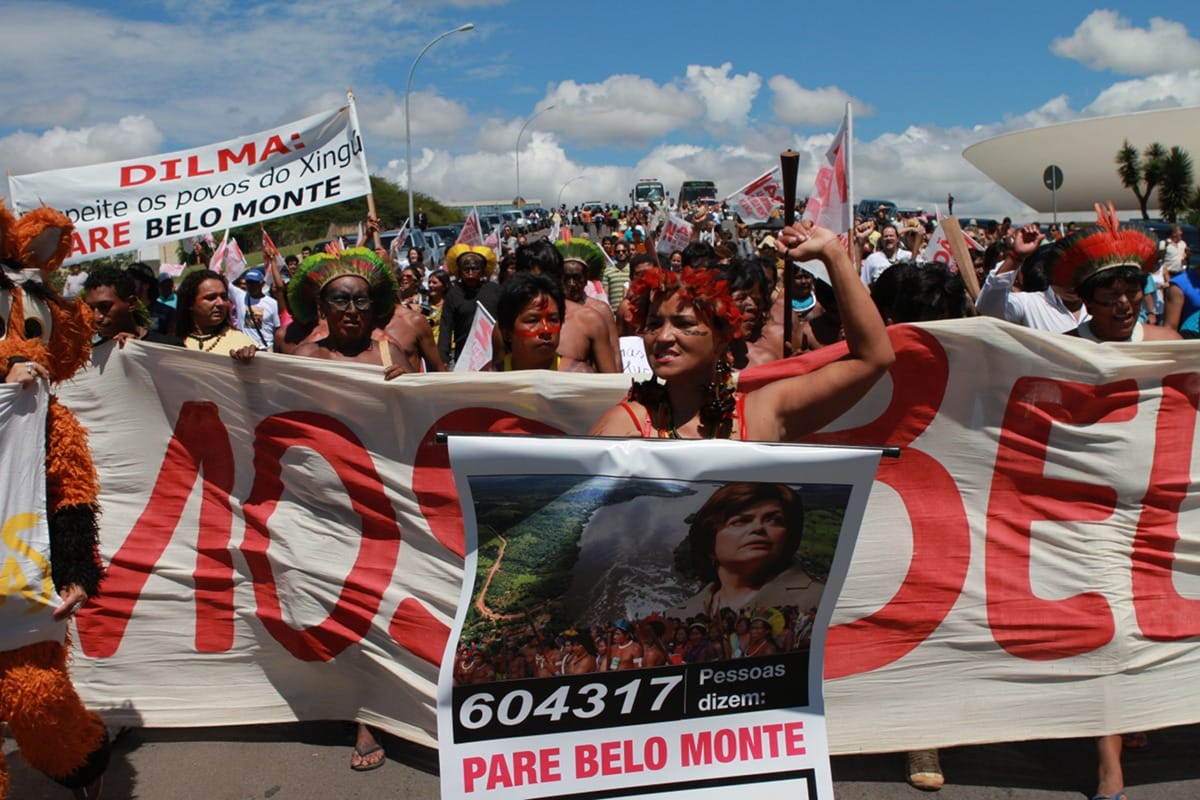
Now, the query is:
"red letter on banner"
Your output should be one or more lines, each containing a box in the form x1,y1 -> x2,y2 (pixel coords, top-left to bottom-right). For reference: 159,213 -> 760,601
76,401 -> 235,657
986,377 -> 1138,659
759,326 -> 971,680
412,409 -> 562,558
1133,372 -> 1200,640
242,412 -> 400,662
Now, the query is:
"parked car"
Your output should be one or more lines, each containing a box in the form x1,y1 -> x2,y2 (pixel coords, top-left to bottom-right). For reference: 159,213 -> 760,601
427,224 -> 462,249
381,228 -> 443,270
501,210 -> 530,231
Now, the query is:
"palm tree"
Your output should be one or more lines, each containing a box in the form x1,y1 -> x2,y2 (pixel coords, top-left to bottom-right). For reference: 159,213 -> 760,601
1115,140 -> 1168,220
1157,146 -> 1195,223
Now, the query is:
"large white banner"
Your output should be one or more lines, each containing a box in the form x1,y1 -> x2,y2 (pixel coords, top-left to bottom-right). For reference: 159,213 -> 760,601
54,320 -> 1200,754
8,100 -> 371,265
439,436 -> 880,800
0,382 -> 66,652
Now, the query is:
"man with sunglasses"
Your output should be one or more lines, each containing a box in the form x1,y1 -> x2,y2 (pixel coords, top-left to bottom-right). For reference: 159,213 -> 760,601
602,241 -> 632,308
287,249 -> 408,379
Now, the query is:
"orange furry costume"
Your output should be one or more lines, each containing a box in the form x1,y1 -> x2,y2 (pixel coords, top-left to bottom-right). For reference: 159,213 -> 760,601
0,205 -> 109,799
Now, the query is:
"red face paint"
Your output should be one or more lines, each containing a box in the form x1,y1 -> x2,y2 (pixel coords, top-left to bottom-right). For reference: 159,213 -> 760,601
513,296 -> 562,339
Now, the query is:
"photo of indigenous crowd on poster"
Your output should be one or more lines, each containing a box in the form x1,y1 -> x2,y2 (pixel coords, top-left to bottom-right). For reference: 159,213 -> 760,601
438,437 -> 880,800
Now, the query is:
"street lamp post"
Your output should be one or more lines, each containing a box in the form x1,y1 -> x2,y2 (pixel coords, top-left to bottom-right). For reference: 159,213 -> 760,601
515,104 -> 555,208
406,23 -> 474,230
557,175 -> 586,208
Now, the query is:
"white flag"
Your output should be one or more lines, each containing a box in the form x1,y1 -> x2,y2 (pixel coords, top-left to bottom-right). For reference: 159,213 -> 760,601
453,303 -> 495,372
802,103 -> 852,233
725,167 -> 783,224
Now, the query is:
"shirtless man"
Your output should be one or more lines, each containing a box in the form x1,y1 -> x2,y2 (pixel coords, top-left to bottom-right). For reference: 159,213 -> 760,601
561,631 -> 598,675
513,240 -> 619,372
723,257 -> 787,368
379,277 -> 446,372
558,238 -> 622,368
291,272 -> 407,377
607,621 -> 643,670
638,619 -> 669,668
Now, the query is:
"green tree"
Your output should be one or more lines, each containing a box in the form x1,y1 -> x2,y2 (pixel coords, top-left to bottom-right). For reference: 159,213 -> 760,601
1158,146 -> 1195,223
1116,140 -> 1167,220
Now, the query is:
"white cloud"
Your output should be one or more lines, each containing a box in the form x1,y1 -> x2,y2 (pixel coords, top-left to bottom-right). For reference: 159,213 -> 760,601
540,75 -> 705,146
684,64 -> 761,127
0,117 -> 164,177
382,135 -> 632,208
369,91 -> 474,141
1051,10 -> 1200,75
768,76 -> 873,127
1084,69 -> 1200,115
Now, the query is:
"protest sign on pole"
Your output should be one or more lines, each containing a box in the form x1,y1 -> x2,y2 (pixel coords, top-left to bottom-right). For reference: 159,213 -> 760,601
8,100 -> 372,265
438,436 -> 880,800
457,208 -> 484,247
0,383 -> 66,652
453,303 -> 496,372
658,214 -> 693,254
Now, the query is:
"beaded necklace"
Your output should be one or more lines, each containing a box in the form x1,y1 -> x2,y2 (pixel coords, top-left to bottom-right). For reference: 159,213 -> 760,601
188,328 -> 227,352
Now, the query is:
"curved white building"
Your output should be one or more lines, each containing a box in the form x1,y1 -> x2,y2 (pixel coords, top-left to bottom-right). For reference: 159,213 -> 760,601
963,107 -> 1200,214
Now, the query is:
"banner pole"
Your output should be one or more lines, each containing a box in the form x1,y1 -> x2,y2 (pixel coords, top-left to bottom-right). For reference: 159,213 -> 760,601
780,149 -> 800,358
348,88 -> 382,252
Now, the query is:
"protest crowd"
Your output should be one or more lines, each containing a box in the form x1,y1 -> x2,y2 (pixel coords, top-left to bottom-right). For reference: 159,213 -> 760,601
4,147 -> 1197,800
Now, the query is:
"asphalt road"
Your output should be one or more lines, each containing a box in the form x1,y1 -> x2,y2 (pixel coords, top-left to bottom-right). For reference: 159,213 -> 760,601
7,720 -> 1199,799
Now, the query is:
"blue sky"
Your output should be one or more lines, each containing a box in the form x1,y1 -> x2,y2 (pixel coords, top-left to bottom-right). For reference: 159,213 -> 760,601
3,1 -> 1200,218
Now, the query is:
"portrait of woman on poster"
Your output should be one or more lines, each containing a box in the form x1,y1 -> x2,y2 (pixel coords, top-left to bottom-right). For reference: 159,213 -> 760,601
673,482 -> 824,619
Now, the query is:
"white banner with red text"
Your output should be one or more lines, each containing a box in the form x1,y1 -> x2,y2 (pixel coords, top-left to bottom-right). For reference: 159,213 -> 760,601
8,100 -> 371,265
438,436 -> 879,800
54,319 -> 1200,753
0,382 -> 67,652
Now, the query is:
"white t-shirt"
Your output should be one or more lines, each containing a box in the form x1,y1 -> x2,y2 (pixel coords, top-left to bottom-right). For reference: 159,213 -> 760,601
860,248 -> 912,285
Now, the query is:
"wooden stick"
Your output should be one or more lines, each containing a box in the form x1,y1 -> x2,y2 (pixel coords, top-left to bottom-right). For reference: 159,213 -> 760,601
941,216 -> 980,301
779,150 -> 800,357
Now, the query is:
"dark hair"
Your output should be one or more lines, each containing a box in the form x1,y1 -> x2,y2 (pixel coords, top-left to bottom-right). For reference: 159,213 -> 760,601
1019,257 -> 1049,293
175,269 -> 230,338
428,268 -> 451,289
497,272 -> 564,333
126,261 -> 156,286
126,262 -> 157,302
870,262 -> 967,322
82,265 -> 136,299
680,241 -> 716,268
1078,265 -> 1146,303
515,239 -> 563,280
688,482 -> 804,585
629,253 -> 658,271
498,253 -> 517,283
720,258 -> 770,302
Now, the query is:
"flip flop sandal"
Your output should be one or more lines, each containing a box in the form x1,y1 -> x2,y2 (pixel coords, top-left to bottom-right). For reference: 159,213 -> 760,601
350,744 -> 386,772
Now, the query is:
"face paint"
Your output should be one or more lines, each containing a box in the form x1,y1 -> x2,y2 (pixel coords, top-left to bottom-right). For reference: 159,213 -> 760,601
513,295 -> 562,339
